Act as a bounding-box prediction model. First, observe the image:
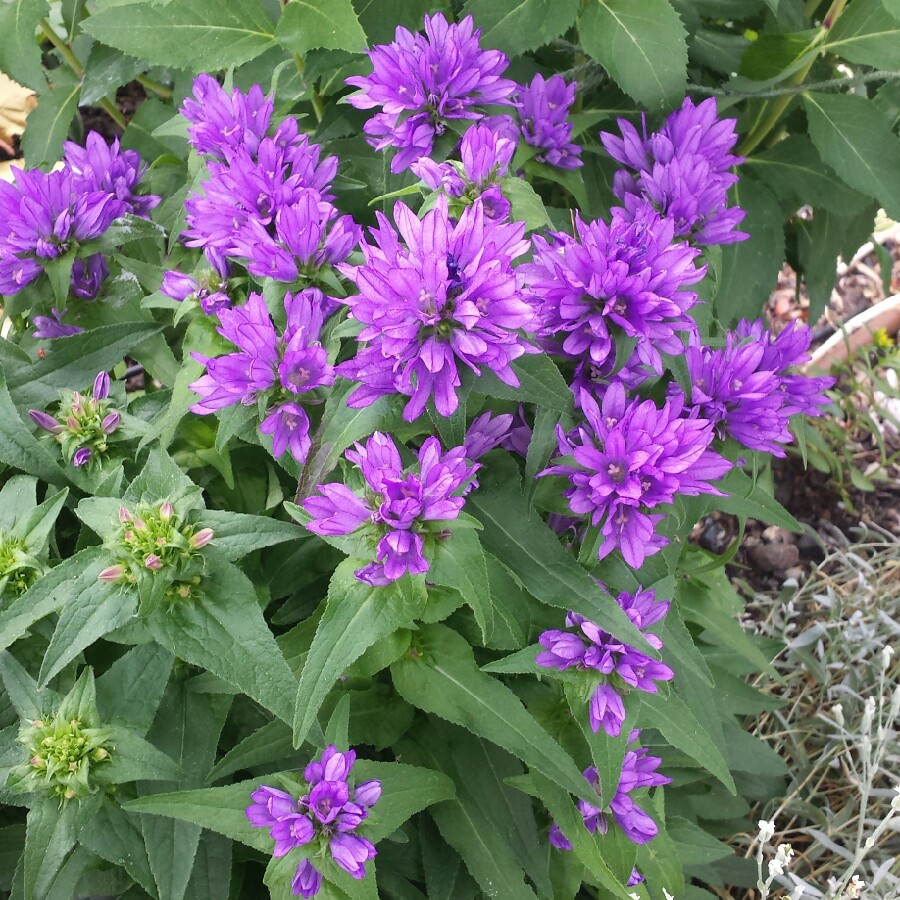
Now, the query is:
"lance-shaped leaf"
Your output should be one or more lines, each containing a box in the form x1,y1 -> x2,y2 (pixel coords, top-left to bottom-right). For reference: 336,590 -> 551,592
199,509 -> 307,561
96,644 -> 174,736
276,0 -> 367,56
391,623 -> 600,806
469,477 -> 650,650
293,560 -> 427,746
149,562 -> 297,724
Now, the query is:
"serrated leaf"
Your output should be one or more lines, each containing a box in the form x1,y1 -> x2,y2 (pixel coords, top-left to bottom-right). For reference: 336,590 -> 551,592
475,353 -> 573,413
0,0 -> 48,89
0,549 -> 107,653
428,528 -> 493,643
104,725 -> 184,783
501,175 -> 552,231
803,91 -> 900,219
95,644 -> 174,736
822,0 -> 900,70
149,563 -> 297,724
713,468 -> 801,531
639,690 -> 735,793
461,0 -> 579,55
0,649 -> 46,721
391,623 -> 600,807
579,0 -> 687,109
82,0 -> 277,71
18,487 -> 68,556
667,816 -> 733,866
715,176 -> 784,325
199,509 -> 307,561
469,477 -> 651,651
276,0 -> 367,56
21,68 -> 80,167
0,367 -> 68,487
23,795 -> 80,900
293,560 -> 426,745
207,718 -> 298,783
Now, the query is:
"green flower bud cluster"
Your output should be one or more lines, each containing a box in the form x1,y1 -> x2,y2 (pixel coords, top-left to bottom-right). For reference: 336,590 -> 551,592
0,530 -> 43,596
11,714 -> 112,803
98,501 -> 214,588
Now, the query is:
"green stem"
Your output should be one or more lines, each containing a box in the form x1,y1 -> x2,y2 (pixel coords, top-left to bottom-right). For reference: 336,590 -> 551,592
737,0 -> 848,156
135,74 -> 172,99
39,18 -> 128,130
292,53 -> 324,124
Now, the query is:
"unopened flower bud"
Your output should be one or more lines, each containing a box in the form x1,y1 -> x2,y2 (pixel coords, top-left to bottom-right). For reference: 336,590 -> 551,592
73,447 -> 93,467
189,528 -> 214,549
159,502 -> 174,521
92,747 -> 108,762
64,787 -> 76,800
132,518 -> 147,532
92,371 -> 110,401
101,412 -> 120,434
144,554 -> 162,571
98,564 -> 125,582
28,409 -> 62,433
30,755 -> 43,767
119,506 -> 132,523
758,819 -> 776,843
833,704 -> 845,726
882,646 -> 894,669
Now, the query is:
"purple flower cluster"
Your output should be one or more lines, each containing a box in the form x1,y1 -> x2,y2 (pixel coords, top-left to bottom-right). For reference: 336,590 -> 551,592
517,73 -> 582,170
549,730 -> 670,849
190,290 -> 334,463
601,97 -> 747,246
337,195 -> 534,421
537,586 -> 673,736
181,76 -> 359,285
30,371 -> 121,469
246,746 -> 381,897
0,135 -> 157,305
678,319 -> 833,457
542,384 -> 731,568
524,204 -> 704,392
412,123 -> 515,221
303,432 -> 477,585
346,14 -> 516,173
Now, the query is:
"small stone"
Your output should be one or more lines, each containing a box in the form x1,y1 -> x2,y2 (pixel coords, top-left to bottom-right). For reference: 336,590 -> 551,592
748,542 -> 800,573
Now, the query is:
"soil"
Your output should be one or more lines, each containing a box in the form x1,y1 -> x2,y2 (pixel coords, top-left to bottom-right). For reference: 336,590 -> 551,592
78,81 -> 146,140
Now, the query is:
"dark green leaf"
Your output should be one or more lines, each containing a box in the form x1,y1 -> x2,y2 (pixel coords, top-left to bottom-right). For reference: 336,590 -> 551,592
207,718 -> 298,783
0,0 -> 48,89
276,0 -> 367,56
23,795 -> 79,900
149,562 -> 297,724
579,0 -> 687,109
22,69 -> 80,166
83,0 -> 276,70
823,0 -> 900,69
391,623 -> 599,806
95,644 -> 174,736
352,0 -> 433,44
501,175 -> 552,231
104,725 -> 184,783
476,353 -> 573,413
0,649 -> 46,721
293,560 -> 426,745
667,817 -> 733,866
462,0 -> 579,55
803,91 -> 900,219
200,509 -> 307,561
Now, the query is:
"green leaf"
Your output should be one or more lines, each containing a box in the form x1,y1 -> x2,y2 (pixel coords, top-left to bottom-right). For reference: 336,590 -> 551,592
352,0 -> 433,44
0,0 -> 48,89
185,832 -> 232,900
0,649 -> 46,721
200,509 -> 307,561
635,795 -> 685,894
0,367 -> 68,487
23,795 -> 80,900
667,817 -> 733,866
470,477 -> 651,650
18,487 -> 68,556
639,690 -> 735,793
428,528 -> 493,643
746,135 -> 868,216
292,560 -> 427,745
822,0 -> 900,70
95,644 -> 174,736
82,0 -> 277,71
713,468 -> 801,532
716,176 -> 784,325
207,718 -> 298,783
509,771 -> 632,899
276,0 -> 367,56
353,759 -> 456,842
7,322 -> 164,410
38,581 -> 133,687
391,623 -> 599,806
475,353 -> 573,413
22,69 -> 81,167
501,176 -> 552,231
103,725 -> 184,783
125,780 -> 273,853
77,797 -> 157,897
579,0 -> 687,109
149,562 -> 298,724
803,91 -> 900,219
0,549 -> 107,653
461,0 -> 579,55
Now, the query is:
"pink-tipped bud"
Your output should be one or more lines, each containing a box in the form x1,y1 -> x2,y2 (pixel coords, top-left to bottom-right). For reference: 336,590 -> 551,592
30,755 -> 44,767
132,517 -> 147,532
101,412 -> 120,434
92,371 -> 110,401
159,502 -> 174,521
144,554 -> 162,571
29,409 -> 62,433
189,528 -> 214,549
118,506 -> 133,523
66,416 -> 79,431
98,564 -> 125,582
